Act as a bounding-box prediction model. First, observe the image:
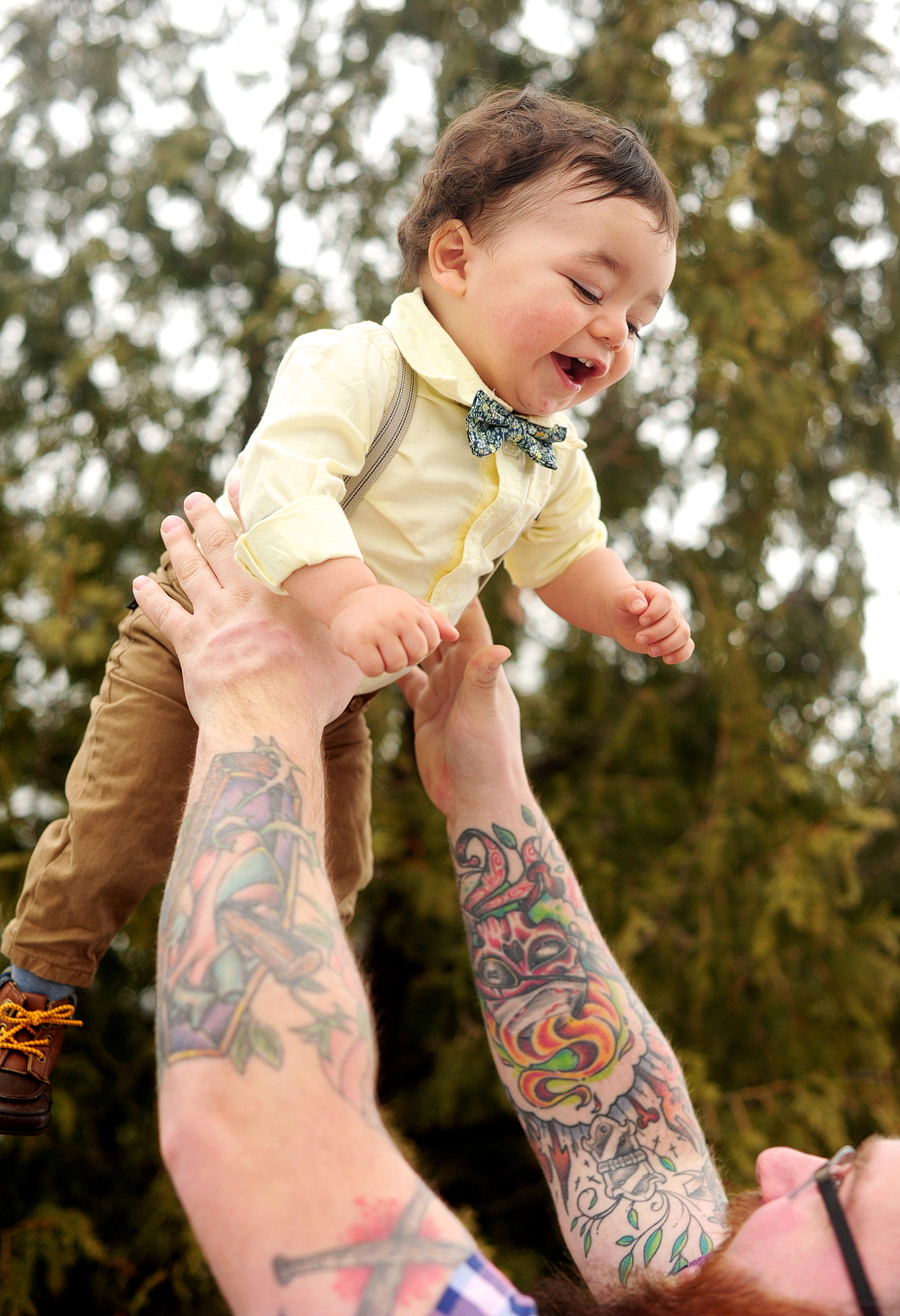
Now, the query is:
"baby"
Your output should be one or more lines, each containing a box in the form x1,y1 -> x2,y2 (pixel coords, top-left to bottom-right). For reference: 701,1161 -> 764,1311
0,88 -> 690,1134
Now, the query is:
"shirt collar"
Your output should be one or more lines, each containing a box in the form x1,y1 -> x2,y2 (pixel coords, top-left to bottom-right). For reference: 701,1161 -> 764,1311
383,289 -> 583,448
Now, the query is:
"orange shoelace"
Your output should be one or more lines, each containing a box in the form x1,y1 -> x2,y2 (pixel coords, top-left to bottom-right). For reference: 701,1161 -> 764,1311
0,998 -> 83,1059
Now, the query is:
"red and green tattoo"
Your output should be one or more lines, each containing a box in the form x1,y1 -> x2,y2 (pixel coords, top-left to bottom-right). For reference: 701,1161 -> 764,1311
452,805 -> 727,1284
157,738 -> 377,1125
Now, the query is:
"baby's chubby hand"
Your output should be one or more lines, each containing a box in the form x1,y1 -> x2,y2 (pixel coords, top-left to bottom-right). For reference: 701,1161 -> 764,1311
330,584 -> 459,679
609,581 -> 693,665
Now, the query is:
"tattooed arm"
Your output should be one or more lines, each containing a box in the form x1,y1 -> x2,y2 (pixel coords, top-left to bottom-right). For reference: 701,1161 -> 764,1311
140,495 -> 476,1316
400,606 -> 728,1295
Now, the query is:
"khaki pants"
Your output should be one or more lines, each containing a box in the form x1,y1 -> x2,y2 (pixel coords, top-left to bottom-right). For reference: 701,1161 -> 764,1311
0,556 -> 374,988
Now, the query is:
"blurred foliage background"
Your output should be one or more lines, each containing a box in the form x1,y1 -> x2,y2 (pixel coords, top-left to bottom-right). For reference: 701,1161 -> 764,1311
1,0 -> 899,1308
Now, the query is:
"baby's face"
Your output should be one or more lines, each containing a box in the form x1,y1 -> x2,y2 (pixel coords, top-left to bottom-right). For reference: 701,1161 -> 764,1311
444,180 -> 675,417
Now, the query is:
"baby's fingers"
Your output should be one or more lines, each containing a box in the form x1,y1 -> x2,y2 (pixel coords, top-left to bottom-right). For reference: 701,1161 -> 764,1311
635,589 -> 677,626
637,613 -> 682,647
430,609 -> 459,643
413,601 -> 459,641
345,640 -> 386,679
400,604 -> 458,666
397,615 -> 442,667
662,637 -> 695,664
614,585 -> 649,619
377,632 -> 415,674
227,479 -> 246,531
646,621 -> 693,660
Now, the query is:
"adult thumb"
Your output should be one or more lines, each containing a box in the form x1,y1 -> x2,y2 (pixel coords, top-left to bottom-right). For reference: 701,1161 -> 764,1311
463,645 -> 511,705
397,665 -> 427,710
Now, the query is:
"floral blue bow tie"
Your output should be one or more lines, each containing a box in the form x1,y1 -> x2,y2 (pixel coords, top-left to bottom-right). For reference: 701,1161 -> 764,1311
466,390 -> 567,471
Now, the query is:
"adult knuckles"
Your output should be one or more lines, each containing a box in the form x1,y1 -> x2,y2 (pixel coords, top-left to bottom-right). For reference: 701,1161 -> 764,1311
170,550 -> 207,586
196,524 -> 236,557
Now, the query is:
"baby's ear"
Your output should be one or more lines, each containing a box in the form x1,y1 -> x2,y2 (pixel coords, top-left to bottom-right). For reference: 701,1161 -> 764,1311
427,220 -> 473,296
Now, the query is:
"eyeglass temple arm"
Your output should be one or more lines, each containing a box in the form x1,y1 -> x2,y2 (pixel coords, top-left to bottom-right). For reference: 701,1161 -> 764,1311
816,1175 -> 882,1316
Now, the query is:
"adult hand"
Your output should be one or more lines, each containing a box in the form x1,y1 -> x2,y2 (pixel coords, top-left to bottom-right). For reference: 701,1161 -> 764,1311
134,493 -> 361,735
397,601 -> 529,822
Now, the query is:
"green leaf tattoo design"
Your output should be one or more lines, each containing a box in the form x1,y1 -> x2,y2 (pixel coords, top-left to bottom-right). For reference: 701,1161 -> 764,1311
492,823 -> 518,849
670,1228 -> 688,1260
565,1112 -> 726,1284
157,739 -> 376,1123
643,1227 -> 662,1265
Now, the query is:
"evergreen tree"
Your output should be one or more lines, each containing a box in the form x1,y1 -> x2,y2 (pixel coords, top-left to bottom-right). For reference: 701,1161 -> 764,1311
1,0 -> 898,1306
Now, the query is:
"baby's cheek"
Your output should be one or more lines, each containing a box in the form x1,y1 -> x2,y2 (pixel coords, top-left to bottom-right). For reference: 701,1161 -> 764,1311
614,345 -> 638,381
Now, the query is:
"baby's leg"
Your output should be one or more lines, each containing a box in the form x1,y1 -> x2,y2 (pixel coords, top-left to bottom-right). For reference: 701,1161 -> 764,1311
323,694 -> 375,924
0,555 -> 197,988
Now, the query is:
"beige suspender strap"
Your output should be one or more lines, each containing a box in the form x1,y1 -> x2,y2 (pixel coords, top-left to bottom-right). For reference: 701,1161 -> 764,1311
340,344 -> 418,516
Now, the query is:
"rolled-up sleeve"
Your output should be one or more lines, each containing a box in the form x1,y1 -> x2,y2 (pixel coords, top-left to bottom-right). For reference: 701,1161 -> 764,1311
233,326 -> 397,591
504,445 -> 607,590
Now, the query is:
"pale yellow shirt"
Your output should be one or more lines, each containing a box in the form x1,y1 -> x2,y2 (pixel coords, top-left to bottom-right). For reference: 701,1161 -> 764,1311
217,290 -> 606,691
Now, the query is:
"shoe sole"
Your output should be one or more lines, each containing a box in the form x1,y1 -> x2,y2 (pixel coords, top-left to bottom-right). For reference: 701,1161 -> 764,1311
0,1109 -> 51,1136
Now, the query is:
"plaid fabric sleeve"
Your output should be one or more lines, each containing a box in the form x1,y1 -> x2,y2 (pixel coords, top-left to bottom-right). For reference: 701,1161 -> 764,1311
432,1251 -> 537,1316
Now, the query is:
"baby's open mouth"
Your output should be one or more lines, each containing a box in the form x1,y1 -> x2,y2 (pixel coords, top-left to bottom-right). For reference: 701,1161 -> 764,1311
554,354 -> 599,386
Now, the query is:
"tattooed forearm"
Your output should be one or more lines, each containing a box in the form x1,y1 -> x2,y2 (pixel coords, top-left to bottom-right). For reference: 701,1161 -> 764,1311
452,805 -> 727,1282
273,1185 -> 470,1316
157,738 -> 377,1125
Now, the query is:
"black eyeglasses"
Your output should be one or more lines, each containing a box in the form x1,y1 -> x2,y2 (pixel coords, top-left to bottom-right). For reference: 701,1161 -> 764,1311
787,1146 -> 882,1316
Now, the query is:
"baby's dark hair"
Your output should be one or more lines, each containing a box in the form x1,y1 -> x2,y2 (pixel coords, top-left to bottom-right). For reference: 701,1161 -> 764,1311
397,87 -> 679,286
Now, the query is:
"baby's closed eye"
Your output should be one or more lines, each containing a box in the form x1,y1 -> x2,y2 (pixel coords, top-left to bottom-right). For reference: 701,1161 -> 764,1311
569,278 -> 601,305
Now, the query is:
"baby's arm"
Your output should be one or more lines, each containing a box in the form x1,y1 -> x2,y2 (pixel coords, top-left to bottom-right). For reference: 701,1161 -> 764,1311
284,559 -> 458,679
535,546 -> 694,664
226,480 -> 458,680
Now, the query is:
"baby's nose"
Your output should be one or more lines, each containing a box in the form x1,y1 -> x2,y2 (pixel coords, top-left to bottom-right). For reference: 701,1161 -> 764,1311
591,312 -> 627,351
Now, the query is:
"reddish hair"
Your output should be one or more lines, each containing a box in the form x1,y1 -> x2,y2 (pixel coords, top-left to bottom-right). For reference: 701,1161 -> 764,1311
532,1257 -> 825,1316
532,1194 -> 829,1316
397,87 -> 678,286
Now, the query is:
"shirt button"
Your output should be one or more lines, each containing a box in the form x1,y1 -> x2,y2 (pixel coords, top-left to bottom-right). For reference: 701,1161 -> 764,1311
502,440 -> 517,455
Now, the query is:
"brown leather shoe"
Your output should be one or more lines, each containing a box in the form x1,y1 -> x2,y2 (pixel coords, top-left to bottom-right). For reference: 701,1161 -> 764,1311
0,979 -> 82,1135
